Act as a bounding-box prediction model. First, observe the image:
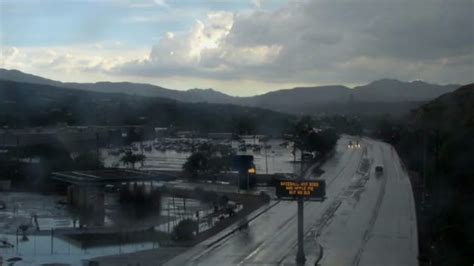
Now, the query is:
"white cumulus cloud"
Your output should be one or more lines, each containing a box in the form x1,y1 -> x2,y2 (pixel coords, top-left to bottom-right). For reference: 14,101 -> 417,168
112,0 -> 473,86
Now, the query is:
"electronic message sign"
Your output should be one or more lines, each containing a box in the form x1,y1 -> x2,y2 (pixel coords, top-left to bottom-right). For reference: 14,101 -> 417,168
275,179 -> 326,200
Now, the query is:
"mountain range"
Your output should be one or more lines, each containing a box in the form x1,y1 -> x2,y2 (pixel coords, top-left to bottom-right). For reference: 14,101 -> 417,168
0,79 -> 293,132
0,68 -> 462,115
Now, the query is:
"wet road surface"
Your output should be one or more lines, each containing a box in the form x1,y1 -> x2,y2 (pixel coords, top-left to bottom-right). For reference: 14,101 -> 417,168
164,137 -> 418,266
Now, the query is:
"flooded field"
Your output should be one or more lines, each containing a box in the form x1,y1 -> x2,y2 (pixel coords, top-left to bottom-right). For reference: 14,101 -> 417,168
0,192 -> 212,265
0,233 -> 155,266
101,138 -> 300,174
1,138 -> 299,264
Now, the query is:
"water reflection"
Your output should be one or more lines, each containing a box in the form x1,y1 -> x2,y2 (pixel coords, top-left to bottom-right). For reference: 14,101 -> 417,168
101,139 -> 299,175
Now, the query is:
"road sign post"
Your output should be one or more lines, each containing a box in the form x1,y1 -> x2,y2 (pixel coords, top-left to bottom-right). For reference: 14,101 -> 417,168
275,178 -> 326,264
296,196 -> 306,264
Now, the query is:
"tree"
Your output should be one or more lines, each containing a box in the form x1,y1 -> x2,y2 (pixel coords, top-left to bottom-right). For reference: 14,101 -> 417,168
313,128 -> 339,157
173,219 -> 198,240
293,116 -> 315,137
120,151 -> 133,168
19,224 -> 29,241
292,116 -> 339,160
135,153 -> 146,167
120,151 -> 146,169
292,116 -> 316,152
183,152 -> 208,179
183,144 -> 235,180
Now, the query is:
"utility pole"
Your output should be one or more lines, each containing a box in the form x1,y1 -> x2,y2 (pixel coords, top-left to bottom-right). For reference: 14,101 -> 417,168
95,132 -> 100,169
265,140 -> 269,175
422,129 -> 427,204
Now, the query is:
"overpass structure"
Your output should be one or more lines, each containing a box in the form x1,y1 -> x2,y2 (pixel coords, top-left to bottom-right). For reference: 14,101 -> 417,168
51,169 -> 177,227
51,169 -> 177,185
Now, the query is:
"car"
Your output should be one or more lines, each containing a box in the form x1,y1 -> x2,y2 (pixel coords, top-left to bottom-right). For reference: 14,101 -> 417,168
0,201 -> 6,210
375,166 -> 384,175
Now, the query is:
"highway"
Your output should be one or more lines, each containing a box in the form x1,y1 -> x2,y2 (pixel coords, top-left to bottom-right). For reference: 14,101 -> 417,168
164,137 -> 418,265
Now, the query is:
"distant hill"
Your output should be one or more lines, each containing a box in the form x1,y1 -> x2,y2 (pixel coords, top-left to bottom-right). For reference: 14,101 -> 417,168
415,83 -> 474,130
242,79 -> 460,115
353,79 -> 460,102
0,68 -> 462,116
240,85 -> 351,113
0,79 -> 292,133
0,68 -> 236,104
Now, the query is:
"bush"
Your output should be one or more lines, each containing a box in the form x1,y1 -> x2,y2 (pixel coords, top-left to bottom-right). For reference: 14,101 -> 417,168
173,219 -> 198,240
183,144 -> 235,180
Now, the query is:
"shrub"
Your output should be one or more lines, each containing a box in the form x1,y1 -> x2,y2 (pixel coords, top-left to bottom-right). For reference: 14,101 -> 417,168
173,219 -> 198,240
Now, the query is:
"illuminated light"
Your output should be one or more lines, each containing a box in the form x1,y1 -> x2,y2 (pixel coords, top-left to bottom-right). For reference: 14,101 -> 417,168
276,179 -> 325,199
248,167 -> 256,174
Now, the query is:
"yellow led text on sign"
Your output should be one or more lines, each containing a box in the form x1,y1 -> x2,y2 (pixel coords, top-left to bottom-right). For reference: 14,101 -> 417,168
279,181 -> 320,196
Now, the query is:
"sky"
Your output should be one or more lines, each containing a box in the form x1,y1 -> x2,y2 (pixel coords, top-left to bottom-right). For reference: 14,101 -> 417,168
1,0 -> 473,96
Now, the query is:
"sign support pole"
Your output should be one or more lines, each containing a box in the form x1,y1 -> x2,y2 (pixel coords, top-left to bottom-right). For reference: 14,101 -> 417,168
274,166 -> 326,264
296,155 -> 306,264
296,196 -> 306,264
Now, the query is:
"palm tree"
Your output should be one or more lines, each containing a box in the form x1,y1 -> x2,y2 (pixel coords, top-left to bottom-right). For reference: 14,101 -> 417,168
19,224 -> 29,241
120,151 -> 146,169
135,154 -> 146,168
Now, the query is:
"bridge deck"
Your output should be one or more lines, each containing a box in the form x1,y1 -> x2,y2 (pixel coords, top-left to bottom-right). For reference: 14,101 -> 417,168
51,169 -> 177,185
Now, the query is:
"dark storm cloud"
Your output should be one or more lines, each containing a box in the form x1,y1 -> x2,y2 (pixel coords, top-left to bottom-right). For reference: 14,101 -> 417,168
113,0 -> 474,85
